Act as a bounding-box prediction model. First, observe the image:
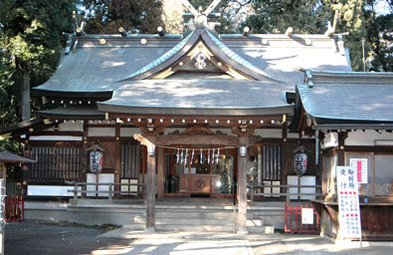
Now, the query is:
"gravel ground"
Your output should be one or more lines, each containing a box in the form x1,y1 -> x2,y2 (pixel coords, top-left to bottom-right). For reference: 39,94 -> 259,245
4,220 -> 132,255
5,220 -> 393,255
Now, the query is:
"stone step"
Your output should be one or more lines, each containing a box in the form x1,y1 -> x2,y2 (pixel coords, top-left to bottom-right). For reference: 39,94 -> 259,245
248,225 -> 275,234
155,224 -> 235,232
122,222 -> 145,230
154,210 -> 234,219
122,222 -> 273,234
134,215 -> 234,226
246,219 -> 264,227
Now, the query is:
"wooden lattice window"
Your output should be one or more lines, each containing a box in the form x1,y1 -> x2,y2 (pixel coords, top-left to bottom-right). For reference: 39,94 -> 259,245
27,144 -> 83,184
121,143 -> 141,179
261,145 -> 281,181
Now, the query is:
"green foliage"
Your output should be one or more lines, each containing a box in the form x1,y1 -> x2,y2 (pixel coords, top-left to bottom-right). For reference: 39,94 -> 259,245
242,0 -> 388,71
0,0 -> 75,122
1,0 -> 75,71
0,0 -> 75,154
245,0 -> 332,34
80,0 -> 164,34
367,8 -> 393,71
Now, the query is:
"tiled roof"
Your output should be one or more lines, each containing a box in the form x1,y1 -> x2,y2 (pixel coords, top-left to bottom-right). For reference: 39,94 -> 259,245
97,79 -> 293,116
297,71 -> 393,123
119,31 -> 195,81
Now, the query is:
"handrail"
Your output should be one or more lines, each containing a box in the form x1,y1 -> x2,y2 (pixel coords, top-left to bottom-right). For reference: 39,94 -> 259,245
248,184 -> 322,203
66,181 -> 145,203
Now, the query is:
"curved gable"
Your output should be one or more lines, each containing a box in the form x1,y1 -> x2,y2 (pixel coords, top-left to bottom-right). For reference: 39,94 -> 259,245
119,28 -> 284,83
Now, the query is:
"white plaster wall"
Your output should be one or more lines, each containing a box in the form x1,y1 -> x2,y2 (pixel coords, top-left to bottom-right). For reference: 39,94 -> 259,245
346,130 -> 393,146
254,129 -> 282,138
120,128 -> 140,137
88,127 -> 115,137
45,121 -> 84,132
322,132 -> 338,149
29,136 -> 82,141
59,121 -> 83,132
287,132 -> 300,139
254,129 -> 302,139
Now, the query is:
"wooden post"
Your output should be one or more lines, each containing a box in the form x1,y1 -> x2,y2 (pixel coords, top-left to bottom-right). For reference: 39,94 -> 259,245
338,132 -> 347,165
157,147 -> 165,198
286,185 -> 291,203
114,124 -> 121,198
237,136 -> 248,234
82,121 -> 88,198
250,186 -> 254,205
108,183 -> 113,201
146,145 -> 156,232
73,183 -> 78,201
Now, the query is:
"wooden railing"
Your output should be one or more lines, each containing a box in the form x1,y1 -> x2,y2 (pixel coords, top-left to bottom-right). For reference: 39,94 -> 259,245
248,184 -> 322,204
65,181 -> 145,202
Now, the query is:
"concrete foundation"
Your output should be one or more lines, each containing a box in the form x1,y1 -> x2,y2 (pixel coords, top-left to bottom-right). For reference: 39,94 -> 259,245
24,198 -> 285,232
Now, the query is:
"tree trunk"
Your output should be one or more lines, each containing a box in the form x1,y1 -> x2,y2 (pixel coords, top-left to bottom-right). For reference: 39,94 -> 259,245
21,67 -> 31,121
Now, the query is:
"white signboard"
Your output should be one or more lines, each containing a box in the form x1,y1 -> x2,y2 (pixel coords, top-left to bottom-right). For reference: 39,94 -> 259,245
349,158 -> 368,184
337,166 -> 362,238
301,208 -> 314,225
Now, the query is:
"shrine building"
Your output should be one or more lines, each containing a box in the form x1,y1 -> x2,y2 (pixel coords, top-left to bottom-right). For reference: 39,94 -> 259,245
4,1 -> 384,235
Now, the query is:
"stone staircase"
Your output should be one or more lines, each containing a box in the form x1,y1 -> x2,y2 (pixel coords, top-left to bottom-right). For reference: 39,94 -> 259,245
122,207 -> 275,233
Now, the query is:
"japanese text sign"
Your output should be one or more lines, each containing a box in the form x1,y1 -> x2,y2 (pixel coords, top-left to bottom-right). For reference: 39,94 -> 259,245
349,158 -> 368,184
337,166 -> 362,238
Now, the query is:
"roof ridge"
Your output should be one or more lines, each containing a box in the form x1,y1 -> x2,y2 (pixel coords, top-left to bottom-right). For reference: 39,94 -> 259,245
117,28 -> 286,83
204,30 -> 282,83
118,31 -> 196,81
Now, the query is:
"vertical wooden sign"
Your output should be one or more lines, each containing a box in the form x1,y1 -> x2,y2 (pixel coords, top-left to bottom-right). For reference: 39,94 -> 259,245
336,166 -> 362,239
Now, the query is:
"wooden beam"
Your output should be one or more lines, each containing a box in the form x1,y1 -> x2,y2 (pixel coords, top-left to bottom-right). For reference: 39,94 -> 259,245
133,134 -> 155,147
156,134 -> 238,146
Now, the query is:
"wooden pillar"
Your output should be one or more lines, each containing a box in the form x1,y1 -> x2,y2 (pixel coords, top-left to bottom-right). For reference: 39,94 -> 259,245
114,124 -> 121,197
82,121 -> 88,198
157,147 -> 165,198
146,145 -> 156,232
237,136 -> 248,234
338,132 -> 347,166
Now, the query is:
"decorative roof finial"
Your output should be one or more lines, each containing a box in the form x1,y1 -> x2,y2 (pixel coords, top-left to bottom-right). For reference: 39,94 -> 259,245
182,0 -> 221,27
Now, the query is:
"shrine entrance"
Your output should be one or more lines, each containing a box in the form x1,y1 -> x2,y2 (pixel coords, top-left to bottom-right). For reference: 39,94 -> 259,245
164,148 -> 236,198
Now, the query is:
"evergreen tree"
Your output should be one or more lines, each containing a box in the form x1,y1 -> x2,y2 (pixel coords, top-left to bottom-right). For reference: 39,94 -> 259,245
0,0 -> 75,153
79,0 -> 164,34
243,0 -> 376,71
245,0 -> 332,34
367,2 -> 393,71
0,0 -> 75,122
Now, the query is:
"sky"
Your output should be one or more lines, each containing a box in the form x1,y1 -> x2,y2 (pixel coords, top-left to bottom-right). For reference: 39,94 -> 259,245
375,0 -> 392,15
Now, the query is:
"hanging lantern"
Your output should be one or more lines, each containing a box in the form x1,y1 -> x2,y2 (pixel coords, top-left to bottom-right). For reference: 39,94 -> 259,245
87,143 -> 105,173
294,152 -> 308,176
